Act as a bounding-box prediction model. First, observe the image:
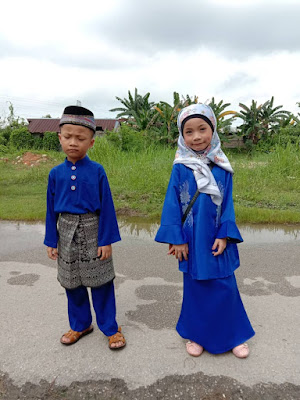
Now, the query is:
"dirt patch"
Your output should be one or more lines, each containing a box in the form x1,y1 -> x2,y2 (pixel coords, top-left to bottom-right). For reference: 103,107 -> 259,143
12,152 -> 49,167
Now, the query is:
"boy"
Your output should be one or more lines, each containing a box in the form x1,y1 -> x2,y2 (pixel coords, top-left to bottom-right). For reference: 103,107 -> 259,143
44,105 -> 126,349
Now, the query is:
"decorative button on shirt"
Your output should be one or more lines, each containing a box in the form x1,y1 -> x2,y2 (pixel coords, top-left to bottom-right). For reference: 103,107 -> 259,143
71,175 -> 76,180
71,185 -> 76,191
71,166 -> 76,170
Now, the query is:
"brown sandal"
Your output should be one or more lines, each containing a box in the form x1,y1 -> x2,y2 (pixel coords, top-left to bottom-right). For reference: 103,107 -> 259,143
60,325 -> 94,346
108,327 -> 126,350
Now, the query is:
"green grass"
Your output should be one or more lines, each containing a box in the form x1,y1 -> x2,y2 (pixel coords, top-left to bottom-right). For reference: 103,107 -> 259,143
1,141 -> 300,224
0,151 -> 64,220
89,139 -> 175,217
231,143 -> 300,223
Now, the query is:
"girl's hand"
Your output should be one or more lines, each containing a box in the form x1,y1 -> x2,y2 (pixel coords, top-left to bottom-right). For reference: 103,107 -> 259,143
98,245 -> 112,260
47,247 -> 58,260
168,243 -> 189,261
212,238 -> 227,256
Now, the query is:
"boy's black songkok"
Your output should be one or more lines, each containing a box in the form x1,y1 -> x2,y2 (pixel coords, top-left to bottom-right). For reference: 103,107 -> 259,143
60,105 -> 96,133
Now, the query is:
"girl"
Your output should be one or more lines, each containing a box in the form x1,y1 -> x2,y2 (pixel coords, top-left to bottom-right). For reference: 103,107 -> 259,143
155,104 -> 254,358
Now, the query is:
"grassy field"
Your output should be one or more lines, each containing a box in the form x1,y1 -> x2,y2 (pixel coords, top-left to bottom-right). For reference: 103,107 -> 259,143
0,139 -> 300,224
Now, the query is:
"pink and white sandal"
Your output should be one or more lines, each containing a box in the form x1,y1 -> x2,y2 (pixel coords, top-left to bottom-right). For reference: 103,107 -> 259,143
186,341 -> 204,357
232,343 -> 249,358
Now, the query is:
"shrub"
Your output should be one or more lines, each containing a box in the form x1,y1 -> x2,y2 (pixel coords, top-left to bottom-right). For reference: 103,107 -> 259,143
32,135 -> 44,150
0,133 -> 7,146
106,125 -> 168,152
256,125 -> 300,152
0,126 -> 13,143
43,131 -> 60,151
0,144 -> 8,154
106,125 -> 146,152
276,126 -> 300,146
10,127 -> 33,149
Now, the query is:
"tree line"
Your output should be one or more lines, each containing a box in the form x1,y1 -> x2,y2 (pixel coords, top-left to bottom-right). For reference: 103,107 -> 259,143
110,89 -> 300,148
0,93 -> 299,154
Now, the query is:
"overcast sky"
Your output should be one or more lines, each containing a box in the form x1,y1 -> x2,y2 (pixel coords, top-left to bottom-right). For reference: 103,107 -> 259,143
0,0 -> 300,122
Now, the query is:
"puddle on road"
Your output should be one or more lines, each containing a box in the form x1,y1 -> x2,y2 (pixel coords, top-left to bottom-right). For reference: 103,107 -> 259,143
0,219 -> 299,244
0,221 -> 45,235
118,218 -> 300,244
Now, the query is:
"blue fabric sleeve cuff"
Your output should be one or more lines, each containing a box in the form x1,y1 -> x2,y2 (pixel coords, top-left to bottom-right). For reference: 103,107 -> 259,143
98,233 -> 121,247
216,220 -> 243,243
44,239 -> 58,248
155,224 -> 187,245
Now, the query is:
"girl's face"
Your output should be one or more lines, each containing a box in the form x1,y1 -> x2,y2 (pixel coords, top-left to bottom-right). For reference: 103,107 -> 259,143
182,117 -> 213,151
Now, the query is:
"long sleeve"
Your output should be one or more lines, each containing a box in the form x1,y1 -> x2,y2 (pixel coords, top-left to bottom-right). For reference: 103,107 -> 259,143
97,169 -> 121,246
155,165 -> 187,245
216,172 -> 243,243
44,173 -> 59,247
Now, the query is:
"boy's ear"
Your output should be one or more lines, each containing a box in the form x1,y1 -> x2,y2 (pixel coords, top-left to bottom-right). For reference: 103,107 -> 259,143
90,138 -> 95,148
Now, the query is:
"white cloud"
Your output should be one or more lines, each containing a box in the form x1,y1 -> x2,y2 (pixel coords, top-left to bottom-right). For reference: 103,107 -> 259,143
0,0 -> 300,120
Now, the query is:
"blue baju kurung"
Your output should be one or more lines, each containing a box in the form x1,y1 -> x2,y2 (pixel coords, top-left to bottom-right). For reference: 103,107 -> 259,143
155,163 -> 255,353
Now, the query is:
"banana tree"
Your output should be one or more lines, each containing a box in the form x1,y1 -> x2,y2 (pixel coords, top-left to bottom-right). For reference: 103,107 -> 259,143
237,98 -> 290,144
181,94 -> 198,106
236,100 -> 263,144
209,97 -> 236,134
260,96 -> 290,135
110,88 -> 155,130
154,92 -> 187,144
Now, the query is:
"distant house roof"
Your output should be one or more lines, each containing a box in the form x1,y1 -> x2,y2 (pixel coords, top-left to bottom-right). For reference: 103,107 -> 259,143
27,118 -> 120,134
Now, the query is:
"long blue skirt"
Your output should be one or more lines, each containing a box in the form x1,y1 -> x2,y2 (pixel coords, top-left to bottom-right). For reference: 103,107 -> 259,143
176,273 -> 255,354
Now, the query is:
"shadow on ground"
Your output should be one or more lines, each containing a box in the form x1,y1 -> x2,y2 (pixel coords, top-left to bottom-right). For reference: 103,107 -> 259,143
1,370 -> 299,400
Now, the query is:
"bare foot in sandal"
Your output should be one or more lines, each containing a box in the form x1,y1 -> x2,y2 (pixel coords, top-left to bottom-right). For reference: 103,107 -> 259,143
60,325 -> 93,345
108,327 -> 126,350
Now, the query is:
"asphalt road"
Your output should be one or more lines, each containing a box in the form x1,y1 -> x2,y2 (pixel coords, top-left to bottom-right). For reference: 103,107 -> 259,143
0,220 -> 299,399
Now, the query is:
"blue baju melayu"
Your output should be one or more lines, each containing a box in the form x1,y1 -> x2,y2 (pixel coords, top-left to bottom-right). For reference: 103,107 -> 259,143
44,155 -> 120,335
44,156 -> 120,249
155,163 -> 255,353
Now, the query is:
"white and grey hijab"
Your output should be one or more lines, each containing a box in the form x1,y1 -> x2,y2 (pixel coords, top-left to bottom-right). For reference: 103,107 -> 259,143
174,104 -> 233,206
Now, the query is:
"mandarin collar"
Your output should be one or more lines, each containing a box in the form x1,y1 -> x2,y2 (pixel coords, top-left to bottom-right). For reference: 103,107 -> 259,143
65,155 -> 90,167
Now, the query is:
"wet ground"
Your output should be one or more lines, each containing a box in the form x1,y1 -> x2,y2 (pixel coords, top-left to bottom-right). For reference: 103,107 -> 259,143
0,220 -> 300,399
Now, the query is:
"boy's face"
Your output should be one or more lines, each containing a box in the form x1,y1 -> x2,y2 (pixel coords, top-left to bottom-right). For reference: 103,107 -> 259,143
59,124 -> 95,164
183,117 -> 213,152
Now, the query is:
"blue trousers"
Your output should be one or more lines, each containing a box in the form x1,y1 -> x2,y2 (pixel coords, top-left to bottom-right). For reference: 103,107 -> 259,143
65,280 -> 118,336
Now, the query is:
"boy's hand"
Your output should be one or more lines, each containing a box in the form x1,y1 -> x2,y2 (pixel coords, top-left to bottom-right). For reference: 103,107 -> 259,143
98,245 -> 112,260
47,247 -> 58,260
212,238 -> 227,256
168,243 -> 189,261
